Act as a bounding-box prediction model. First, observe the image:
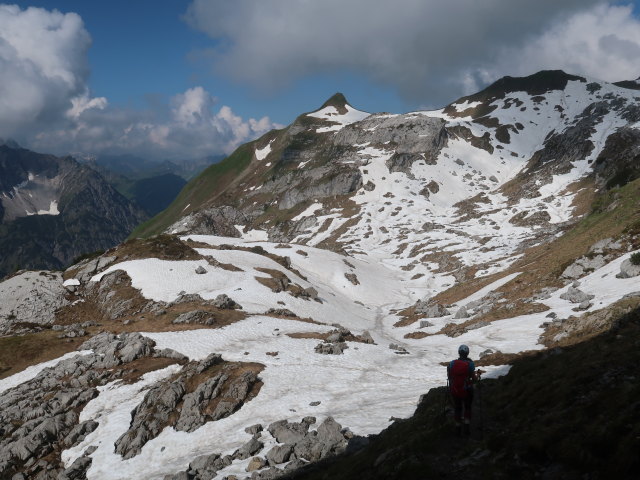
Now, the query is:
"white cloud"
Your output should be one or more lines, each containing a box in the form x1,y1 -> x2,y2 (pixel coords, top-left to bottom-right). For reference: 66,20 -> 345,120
31,86 -> 279,159
184,0 -> 640,105
0,5 -> 278,159
0,4 -> 91,136
477,4 -> 640,85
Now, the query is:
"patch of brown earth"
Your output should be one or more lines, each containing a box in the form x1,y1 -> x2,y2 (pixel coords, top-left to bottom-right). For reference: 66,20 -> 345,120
56,272 -> 246,335
111,235 -> 202,262
0,330 -> 87,379
105,356 -> 186,384
286,332 -> 328,340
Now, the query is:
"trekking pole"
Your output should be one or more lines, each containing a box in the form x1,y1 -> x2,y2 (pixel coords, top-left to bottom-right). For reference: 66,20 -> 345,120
476,371 -> 484,440
443,379 -> 449,420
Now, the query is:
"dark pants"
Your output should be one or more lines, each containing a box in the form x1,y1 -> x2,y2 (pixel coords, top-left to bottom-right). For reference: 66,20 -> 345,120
453,390 -> 473,424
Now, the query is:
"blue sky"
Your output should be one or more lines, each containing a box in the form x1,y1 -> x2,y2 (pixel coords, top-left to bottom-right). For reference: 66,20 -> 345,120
12,0 -> 409,123
3,1 -> 640,159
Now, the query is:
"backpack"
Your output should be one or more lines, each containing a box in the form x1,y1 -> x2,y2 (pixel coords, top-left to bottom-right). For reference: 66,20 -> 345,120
449,359 -> 473,398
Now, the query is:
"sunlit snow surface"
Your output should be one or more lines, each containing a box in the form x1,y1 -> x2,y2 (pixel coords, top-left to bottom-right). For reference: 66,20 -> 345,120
11,79 -> 640,479
74,232 -> 640,479
307,104 -> 370,133
254,140 -> 273,161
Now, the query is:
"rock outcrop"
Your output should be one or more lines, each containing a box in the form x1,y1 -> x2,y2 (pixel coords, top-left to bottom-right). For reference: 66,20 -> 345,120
0,333 -> 168,479
114,354 -> 262,459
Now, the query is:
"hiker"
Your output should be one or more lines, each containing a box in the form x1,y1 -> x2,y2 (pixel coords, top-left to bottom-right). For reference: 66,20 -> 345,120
447,344 -> 477,435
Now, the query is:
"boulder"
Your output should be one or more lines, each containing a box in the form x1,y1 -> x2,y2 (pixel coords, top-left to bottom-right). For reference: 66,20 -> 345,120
616,258 -> 640,279
314,342 -> 347,355
172,310 -> 216,326
560,287 -> 595,304
415,301 -> 450,317
266,444 -> 293,465
247,456 -> 267,472
213,294 -> 242,309
234,437 -> 264,460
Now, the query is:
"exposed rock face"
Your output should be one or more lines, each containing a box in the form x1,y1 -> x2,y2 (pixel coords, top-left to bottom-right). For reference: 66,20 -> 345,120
167,206 -> 248,236
334,114 -> 447,158
277,170 -> 363,210
0,270 -> 68,335
0,145 -> 147,278
0,333 -> 165,479
114,354 -> 262,459
66,255 -> 117,285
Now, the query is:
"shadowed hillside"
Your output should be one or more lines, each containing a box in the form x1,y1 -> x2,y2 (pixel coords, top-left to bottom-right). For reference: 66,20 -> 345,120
288,307 -> 640,480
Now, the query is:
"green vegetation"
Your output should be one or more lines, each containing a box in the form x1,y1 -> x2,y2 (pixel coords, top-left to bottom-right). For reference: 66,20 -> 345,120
631,252 -> 640,266
130,143 -> 255,238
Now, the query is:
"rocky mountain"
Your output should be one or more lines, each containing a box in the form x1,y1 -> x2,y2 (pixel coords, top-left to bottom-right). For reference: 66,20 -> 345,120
1,70 -> 640,480
0,144 -> 148,278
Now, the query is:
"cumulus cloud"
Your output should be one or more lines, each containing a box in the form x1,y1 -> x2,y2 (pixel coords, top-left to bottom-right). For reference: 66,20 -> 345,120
0,4 -> 97,136
184,0 -> 640,105
0,4 -> 277,159
31,86 -> 279,159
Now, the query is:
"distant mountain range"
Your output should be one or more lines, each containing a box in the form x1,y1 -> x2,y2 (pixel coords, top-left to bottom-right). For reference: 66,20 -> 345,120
81,153 -> 224,216
0,144 -> 148,277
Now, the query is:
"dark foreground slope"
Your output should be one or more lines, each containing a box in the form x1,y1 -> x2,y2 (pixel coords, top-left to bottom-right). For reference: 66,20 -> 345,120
289,308 -> 640,480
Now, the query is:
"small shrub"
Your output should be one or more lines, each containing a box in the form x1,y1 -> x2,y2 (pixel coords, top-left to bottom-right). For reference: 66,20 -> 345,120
630,252 -> 640,266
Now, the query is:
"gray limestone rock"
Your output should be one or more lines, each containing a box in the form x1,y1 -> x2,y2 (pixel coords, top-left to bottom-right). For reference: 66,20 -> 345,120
166,206 -> 248,237
195,265 -> 207,274
314,342 -> 347,355
213,294 -> 242,310
245,424 -> 263,435
234,437 -> 265,460
414,301 -> 450,318
0,271 -> 69,335
454,306 -> 470,319
250,466 -> 284,480
617,258 -> 640,279
560,287 -> 595,304
247,456 -> 267,472
268,419 -> 311,445
70,255 -> 117,284
172,310 -> 216,326
57,456 -> 92,480
266,444 -> 293,466
358,331 -> 375,344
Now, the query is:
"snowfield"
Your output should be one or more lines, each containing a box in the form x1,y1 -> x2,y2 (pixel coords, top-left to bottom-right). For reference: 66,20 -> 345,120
3,75 -> 640,480
60,234 -> 638,479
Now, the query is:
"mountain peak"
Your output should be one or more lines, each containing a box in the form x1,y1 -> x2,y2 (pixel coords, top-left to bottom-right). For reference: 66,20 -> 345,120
320,92 -> 349,113
0,138 -> 21,149
481,70 -> 586,99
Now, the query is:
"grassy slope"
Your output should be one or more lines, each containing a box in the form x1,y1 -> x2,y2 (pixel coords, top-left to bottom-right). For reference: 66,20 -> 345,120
130,143 -> 254,238
289,306 -> 640,480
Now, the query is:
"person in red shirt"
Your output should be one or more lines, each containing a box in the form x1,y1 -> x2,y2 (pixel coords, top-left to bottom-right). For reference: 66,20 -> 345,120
447,344 -> 476,435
